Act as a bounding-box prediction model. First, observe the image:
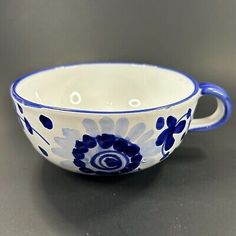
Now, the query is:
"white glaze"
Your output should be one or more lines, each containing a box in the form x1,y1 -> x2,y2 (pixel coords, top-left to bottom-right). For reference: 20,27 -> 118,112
11,63 -> 231,175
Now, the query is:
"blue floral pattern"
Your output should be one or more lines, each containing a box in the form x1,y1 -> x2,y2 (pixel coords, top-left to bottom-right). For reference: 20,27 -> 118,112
15,101 -> 193,173
155,109 -> 192,161
15,103 -> 50,145
52,117 -> 159,174
72,134 -> 142,174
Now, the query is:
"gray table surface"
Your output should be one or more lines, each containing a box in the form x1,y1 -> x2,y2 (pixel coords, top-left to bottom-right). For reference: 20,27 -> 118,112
0,1 -> 236,235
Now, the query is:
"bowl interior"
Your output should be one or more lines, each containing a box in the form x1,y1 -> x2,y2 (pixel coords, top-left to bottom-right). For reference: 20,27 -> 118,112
13,64 -> 196,112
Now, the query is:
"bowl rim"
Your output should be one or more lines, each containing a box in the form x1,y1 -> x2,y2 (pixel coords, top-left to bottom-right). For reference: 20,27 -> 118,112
10,62 -> 200,114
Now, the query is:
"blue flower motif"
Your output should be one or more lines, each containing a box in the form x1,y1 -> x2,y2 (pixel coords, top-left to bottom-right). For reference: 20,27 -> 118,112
52,117 -> 158,174
156,116 -> 186,151
155,109 -> 192,161
72,134 -> 142,174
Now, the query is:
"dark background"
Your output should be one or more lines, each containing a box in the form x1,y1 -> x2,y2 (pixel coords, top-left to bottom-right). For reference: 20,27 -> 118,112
0,1 -> 235,235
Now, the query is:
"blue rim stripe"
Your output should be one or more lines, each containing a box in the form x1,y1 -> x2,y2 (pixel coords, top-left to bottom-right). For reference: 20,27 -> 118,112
10,63 -> 200,114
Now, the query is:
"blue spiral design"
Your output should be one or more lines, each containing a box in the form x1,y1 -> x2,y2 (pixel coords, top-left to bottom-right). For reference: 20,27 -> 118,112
90,151 -> 129,171
72,134 -> 143,174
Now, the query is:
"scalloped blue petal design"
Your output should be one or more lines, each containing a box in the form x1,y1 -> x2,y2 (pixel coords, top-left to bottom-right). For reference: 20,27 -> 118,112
72,134 -> 143,174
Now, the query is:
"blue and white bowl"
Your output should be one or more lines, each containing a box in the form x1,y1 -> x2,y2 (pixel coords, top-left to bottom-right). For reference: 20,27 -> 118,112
10,63 -> 232,175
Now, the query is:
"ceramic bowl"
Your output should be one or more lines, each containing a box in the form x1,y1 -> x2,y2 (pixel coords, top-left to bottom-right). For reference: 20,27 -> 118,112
10,63 -> 232,175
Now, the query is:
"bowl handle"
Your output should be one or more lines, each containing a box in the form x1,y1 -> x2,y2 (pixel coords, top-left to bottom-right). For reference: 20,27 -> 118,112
189,83 -> 232,131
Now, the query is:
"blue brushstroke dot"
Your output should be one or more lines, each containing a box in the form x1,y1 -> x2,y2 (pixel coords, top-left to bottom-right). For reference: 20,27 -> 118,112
38,146 -> 48,157
156,117 -> 165,130
39,115 -> 53,129
17,104 -> 23,113
24,117 -> 33,134
186,108 -> 192,119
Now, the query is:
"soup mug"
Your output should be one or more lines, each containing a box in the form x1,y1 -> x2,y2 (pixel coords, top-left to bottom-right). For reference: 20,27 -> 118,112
10,63 -> 232,175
